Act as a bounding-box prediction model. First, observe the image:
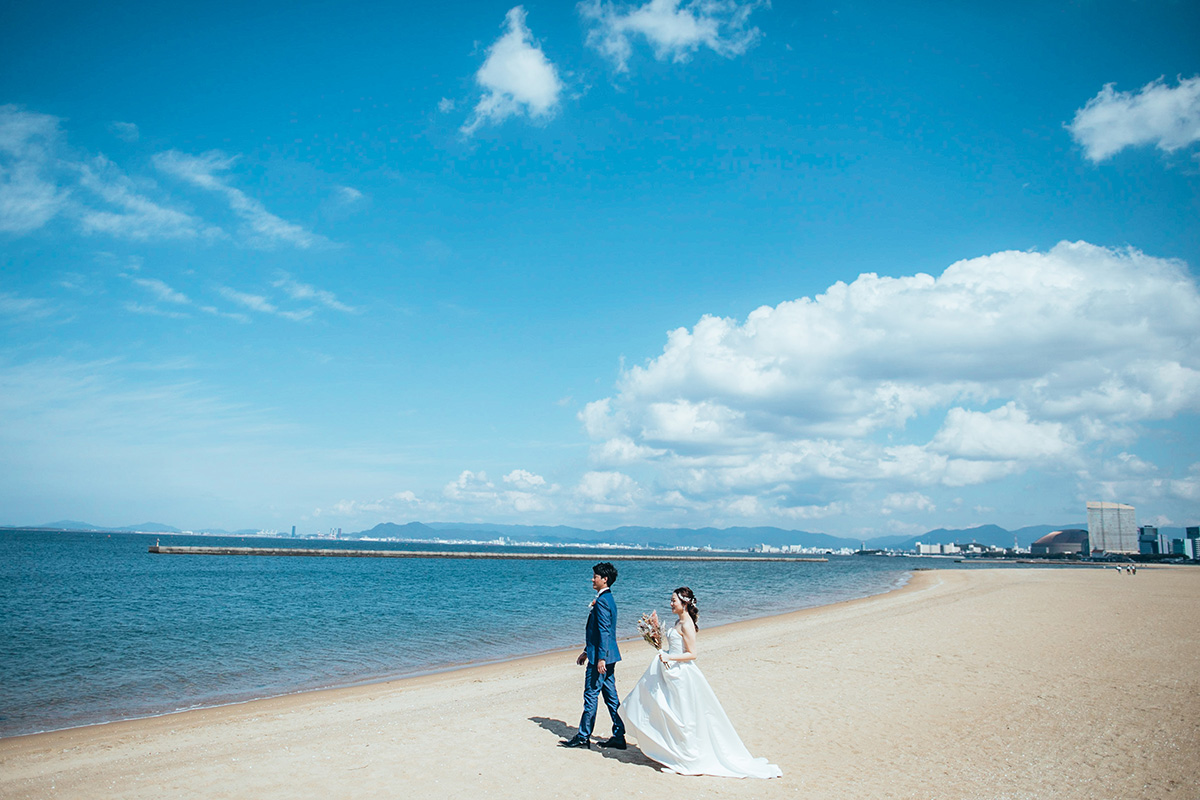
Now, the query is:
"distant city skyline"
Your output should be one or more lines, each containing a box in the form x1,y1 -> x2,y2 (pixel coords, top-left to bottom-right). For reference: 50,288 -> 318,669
2,1 -> 1198,536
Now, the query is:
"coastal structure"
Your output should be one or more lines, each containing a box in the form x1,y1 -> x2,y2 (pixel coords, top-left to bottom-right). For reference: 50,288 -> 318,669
1030,529 -> 1089,556
914,542 -> 1007,556
1086,502 -> 1137,554
147,545 -> 827,562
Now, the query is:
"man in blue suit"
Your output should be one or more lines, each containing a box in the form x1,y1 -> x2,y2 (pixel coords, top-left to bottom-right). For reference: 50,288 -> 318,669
560,562 -> 626,750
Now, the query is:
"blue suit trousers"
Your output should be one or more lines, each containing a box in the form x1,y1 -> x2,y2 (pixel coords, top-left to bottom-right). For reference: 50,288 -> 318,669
578,662 -> 625,739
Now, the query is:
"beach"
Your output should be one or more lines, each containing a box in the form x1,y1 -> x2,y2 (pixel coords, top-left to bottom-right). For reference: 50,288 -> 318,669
1,567 -> 1196,799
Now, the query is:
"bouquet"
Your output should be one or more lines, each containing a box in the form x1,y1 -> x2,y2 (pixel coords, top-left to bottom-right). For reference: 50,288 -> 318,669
637,611 -> 663,649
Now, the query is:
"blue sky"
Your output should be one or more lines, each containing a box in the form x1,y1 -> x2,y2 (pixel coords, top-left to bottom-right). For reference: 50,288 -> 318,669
2,0 -> 1199,536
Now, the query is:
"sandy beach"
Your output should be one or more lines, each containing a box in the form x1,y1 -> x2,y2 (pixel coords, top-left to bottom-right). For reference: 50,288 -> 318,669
2,566 -> 1197,799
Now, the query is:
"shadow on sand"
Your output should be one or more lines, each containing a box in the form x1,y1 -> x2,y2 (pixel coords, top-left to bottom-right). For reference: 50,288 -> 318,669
529,717 -> 661,771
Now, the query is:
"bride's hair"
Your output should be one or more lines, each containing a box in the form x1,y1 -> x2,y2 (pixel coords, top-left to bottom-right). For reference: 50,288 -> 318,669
673,586 -> 699,630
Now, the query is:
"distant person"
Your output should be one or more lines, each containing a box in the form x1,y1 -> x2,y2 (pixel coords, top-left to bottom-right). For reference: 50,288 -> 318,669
619,587 -> 781,778
560,562 -> 625,750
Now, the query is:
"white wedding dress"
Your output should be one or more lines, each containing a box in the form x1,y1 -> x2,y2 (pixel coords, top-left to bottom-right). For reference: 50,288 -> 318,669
620,624 -> 782,779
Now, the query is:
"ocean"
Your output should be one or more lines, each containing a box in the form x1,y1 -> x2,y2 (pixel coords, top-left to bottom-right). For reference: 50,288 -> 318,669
0,528 -> 1031,738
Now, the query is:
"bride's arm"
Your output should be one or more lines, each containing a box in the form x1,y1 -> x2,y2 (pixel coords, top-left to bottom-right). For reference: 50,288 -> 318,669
662,625 -> 698,664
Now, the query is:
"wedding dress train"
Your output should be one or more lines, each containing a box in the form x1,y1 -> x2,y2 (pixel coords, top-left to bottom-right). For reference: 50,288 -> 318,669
620,625 -> 782,778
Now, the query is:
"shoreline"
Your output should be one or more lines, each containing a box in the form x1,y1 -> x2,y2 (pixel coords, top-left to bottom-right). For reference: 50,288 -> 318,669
0,568 -> 915,741
4,567 -> 1195,799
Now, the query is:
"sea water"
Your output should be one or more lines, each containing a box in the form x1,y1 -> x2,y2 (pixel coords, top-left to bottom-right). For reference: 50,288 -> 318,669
0,528 -> 1024,738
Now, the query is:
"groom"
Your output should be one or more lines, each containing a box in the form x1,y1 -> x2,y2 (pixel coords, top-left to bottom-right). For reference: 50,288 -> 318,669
560,562 -> 626,750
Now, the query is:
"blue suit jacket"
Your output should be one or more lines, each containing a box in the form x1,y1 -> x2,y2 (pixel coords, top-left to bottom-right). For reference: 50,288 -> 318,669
585,589 -> 621,665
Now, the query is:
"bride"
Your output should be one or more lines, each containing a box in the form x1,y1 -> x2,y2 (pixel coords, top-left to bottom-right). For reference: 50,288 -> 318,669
620,587 -> 782,779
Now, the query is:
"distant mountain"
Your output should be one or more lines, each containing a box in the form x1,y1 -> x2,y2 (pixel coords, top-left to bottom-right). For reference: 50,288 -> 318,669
424,522 -> 603,541
374,522 -> 860,550
366,520 -> 1101,550
359,521 -> 441,539
893,523 -> 1084,550
116,522 -> 182,533
39,520 -> 104,530
33,520 -> 182,533
24,517 -> 1114,550
602,526 -> 862,550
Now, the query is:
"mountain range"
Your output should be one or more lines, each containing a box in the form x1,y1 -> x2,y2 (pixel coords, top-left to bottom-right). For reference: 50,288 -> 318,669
20,519 -> 1189,551
357,521 -> 1094,550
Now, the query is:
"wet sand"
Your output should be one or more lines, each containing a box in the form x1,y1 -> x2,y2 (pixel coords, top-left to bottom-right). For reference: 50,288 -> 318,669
2,566 -> 1197,799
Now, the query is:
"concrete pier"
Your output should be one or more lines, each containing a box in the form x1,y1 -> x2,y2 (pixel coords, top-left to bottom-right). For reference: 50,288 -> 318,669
147,545 -> 827,562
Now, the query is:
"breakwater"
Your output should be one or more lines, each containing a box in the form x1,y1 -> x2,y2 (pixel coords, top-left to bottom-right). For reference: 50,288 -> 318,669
148,545 -> 827,562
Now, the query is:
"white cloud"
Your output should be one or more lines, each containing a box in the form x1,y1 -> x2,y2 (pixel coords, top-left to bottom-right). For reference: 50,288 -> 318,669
503,469 -> 546,489
333,186 -> 363,205
78,155 -> 220,241
109,121 -> 140,142
580,241 -> 1200,521
199,305 -> 249,323
574,470 -> 641,511
219,285 -> 278,315
441,468 -> 558,515
580,0 -> 765,73
462,7 -> 563,136
437,98 -> 456,114
214,287 -> 298,321
929,403 -> 1076,462
1080,458 -> 1200,508
770,501 -> 847,521
0,105 -> 69,233
132,277 -> 190,305
881,492 -> 936,515
124,301 -> 188,319
271,273 -> 358,313
0,291 -> 55,321
1068,75 -> 1200,162
154,150 -> 322,248
0,107 -> 226,242
590,435 -> 667,465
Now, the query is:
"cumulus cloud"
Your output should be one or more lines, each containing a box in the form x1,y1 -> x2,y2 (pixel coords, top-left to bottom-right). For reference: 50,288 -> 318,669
580,0 -> 765,73
154,150 -> 322,248
575,470 -> 641,511
1068,75 -> 1200,162
581,241 -> 1200,522
881,492 -> 936,515
929,403 -> 1076,462
503,469 -> 546,489
0,105 -> 69,233
443,468 -> 559,515
462,7 -> 563,136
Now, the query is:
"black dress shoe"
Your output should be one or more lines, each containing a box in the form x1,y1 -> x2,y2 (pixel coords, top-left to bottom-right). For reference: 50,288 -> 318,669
559,736 -> 591,749
598,736 -> 627,750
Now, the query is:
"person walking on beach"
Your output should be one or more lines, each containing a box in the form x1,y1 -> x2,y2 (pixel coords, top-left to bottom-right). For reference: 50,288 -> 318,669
560,562 -> 625,750
619,587 -> 781,778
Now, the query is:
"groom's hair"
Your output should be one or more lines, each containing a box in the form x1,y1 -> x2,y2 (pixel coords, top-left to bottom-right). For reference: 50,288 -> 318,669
593,562 -> 618,587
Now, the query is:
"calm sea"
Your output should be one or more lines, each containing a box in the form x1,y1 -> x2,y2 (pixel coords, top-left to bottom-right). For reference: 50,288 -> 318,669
0,529 -> 1035,738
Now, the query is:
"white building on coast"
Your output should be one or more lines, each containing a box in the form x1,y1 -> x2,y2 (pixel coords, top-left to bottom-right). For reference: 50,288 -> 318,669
1086,502 -> 1138,554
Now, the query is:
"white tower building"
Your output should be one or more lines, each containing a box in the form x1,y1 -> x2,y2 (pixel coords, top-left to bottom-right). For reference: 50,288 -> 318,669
1086,502 -> 1138,554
